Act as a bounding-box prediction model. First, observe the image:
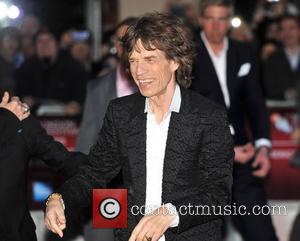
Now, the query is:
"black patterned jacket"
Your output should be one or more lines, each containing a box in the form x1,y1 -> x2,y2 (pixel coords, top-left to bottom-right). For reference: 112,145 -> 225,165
59,87 -> 234,241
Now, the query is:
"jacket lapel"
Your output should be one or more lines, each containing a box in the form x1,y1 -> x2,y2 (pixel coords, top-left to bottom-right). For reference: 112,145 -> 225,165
126,94 -> 147,214
161,112 -> 185,202
161,88 -> 196,202
199,37 -> 226,106
226,40 -> 235,104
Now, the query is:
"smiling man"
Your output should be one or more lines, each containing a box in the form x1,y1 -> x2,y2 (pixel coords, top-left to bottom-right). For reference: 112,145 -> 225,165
45,12 -> 233,241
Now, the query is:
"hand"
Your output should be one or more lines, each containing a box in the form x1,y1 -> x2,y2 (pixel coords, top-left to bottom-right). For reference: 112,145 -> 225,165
0,92 -> 30,121
234,142 -> 255,164
44,199 -> 66,238
129,206 -> 176,241
252,147 -> 271,178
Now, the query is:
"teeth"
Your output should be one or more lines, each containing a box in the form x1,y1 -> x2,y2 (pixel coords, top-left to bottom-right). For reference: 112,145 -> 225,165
139,80 -> 152,84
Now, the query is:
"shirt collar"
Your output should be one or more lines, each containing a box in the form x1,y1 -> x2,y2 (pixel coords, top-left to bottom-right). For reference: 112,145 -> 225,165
144,83 -> 181,113
200,31 -> 228,57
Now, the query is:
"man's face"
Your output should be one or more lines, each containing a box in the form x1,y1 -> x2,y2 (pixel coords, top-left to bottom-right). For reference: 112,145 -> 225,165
280,19 -> 300,48
199,5 -> 231,44
129,39 -> 179,98
36,33 -> 57,59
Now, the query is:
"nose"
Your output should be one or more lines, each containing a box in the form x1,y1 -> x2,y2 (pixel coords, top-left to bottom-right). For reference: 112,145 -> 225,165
212,19 -> 220,29
135,62 -> 147,76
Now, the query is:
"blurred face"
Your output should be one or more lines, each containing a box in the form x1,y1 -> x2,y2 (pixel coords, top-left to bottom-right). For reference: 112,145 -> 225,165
280,19 -> 300,48
71,42 -> 91,64
115,25 -> 129,57
36,33 -> 57,59
1,36 -> 18,61
129,39 -> 179,99
199,5 -> 231,44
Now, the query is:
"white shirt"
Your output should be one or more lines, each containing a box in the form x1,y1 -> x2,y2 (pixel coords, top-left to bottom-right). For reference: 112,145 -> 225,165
201,31 -> 230,108
285,47 -> 300,72
144,84 -> 180,241
201,32 -> 271,149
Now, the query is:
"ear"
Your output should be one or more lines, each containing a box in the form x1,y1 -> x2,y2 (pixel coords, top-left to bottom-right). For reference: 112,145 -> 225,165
170,60 -> 180,72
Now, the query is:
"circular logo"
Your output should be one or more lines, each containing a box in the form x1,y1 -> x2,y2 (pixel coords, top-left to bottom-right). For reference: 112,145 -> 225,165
99,198 -> 121,219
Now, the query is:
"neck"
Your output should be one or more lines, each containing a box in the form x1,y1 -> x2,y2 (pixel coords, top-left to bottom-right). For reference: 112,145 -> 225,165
286,44 -> 300,54
209,41 -> 225,55
148,81 -> 176,123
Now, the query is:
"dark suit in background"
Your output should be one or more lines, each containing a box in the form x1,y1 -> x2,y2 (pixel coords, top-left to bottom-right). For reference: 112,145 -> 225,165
263,47 -> 300,100
76,69 -> 117,153
192,36 -> 278,241
0,108 -> 84,241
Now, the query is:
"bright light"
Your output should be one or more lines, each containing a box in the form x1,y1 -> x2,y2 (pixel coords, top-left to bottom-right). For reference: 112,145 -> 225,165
0,2 -> 8,19
231,17 -> 242,28
267,0 -> 280,2
8,5 -> 20,19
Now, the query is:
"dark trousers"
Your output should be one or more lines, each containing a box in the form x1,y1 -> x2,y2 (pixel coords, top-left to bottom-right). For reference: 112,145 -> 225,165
231,161 -> 278,241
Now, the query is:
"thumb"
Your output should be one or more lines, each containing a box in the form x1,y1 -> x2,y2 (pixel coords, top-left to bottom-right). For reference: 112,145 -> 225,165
1,91 -> 9,104
252,156 -> 260,168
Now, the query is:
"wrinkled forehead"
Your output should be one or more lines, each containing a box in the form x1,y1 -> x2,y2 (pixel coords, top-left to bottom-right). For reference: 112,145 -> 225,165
128,38 -> 161,57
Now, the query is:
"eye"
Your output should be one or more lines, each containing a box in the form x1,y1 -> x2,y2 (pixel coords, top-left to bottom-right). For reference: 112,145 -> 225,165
146,58 -> 155,63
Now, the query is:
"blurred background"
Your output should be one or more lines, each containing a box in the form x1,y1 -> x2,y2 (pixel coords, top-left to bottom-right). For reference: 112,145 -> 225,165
1,0 -> 300,241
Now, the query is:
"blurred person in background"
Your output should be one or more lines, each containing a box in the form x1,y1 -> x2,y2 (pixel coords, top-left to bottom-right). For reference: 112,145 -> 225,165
90,29 -> 119,78
16,29 -> 88,116
263,14 -> 300,100
60,29 -> 74,52
191,0 -> 278,240
75,17 -> 137,241
0,27 -> 20,97
70,29 -> 93,73
17,15 -> 41,64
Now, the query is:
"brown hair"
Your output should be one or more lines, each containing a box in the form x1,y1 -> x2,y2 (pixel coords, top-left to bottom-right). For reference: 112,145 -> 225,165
199,0 -> 234,17
122,12 -> 194,88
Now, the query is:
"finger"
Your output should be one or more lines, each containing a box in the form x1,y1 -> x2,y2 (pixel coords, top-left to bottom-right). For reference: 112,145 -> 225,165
129,218 -> 148,241
44,218 -> 51,231
253,168 -> 267,177
48,213 -> 64,237
57,214 -> 66,224
253,161 -> 270,177
1,91 -> 9,104
252,157 -> 260,168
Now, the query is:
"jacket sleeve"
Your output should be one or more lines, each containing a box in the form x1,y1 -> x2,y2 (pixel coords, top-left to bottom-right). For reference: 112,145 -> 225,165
20,115 -> 87,178
0,108 -> 22,147
243,44 -> 270,141
171,108 -> 234,233
57,101 -> 122,212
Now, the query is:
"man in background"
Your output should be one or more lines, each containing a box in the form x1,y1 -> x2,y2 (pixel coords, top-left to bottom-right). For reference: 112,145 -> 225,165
191,0 -> 278,240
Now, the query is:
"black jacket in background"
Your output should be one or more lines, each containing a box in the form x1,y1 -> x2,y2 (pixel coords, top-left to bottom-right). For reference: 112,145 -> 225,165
0,108 -> 85,241
191,37 -> 270,145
